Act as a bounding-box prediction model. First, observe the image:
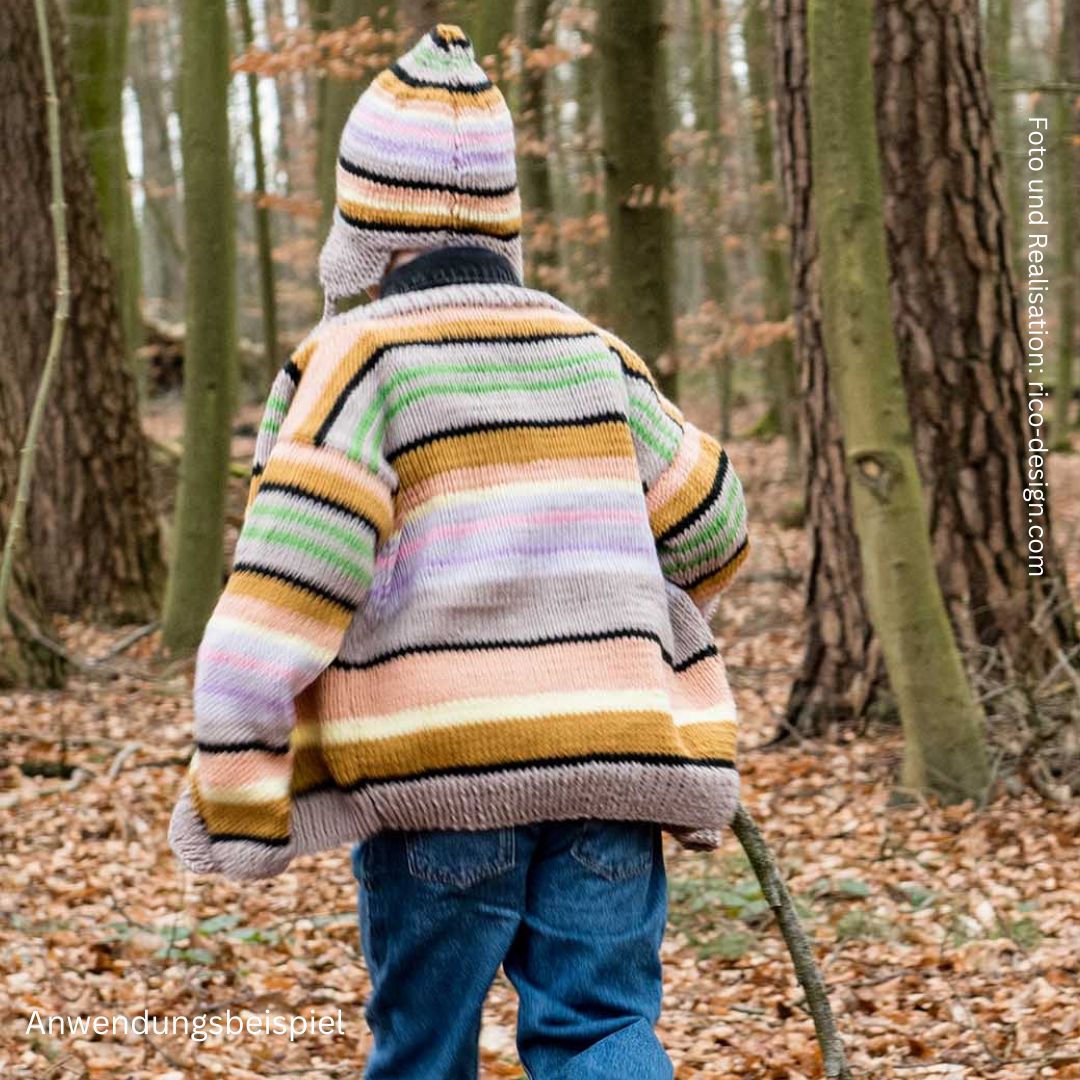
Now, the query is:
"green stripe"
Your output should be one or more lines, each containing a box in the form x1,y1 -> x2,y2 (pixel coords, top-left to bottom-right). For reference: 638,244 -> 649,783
241,526 -> 373,585
349,369 -> 623,460
662,490 -> 747,572
628,401 -> 680,460
348,350 -> 614,459
248,502 -> 374,559
627,390 -> 681,454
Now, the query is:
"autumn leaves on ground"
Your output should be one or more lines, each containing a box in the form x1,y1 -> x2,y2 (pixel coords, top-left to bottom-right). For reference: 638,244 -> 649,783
2,434 -> 1077,1080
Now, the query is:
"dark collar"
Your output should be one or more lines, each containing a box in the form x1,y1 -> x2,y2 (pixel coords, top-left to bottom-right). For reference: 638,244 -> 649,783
380,246 -> 522,298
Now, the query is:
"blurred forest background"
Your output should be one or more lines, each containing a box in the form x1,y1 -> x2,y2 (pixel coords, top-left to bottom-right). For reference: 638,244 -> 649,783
2,1 -> 1080,1077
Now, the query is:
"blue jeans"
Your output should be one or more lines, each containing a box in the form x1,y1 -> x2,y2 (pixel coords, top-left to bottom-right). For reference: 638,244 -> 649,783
351,819 -> 673,1080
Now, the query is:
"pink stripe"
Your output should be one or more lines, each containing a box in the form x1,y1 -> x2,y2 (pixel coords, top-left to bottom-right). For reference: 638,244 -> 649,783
352,101 -> 513,147
394,508 -> 642,562
199,647 -> 316,684
316,638 -> 736,717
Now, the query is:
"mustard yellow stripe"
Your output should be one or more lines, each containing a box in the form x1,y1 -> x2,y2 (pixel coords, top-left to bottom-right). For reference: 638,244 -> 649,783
688,541 -> 751,600
291,712 -> 737,790
337,197 -> 521,238
377,67 -> 505,107
394,422 -> 634,488
192,781 -> 290,841
650,437 -> 722,539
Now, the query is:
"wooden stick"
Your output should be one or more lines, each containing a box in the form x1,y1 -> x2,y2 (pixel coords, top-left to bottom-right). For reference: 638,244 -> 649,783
732,805 -> 853,1079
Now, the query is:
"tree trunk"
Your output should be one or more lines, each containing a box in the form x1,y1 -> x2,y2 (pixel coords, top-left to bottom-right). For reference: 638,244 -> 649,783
1053,0 -> 1079,443
872,0 -> 1076,677
517,0 -> 556,287
398,0 -> 439,37
807,0 -> 989,802
986,0 -> 1021,261
745,0 -> 796,453
161,0 -> 237,652
131,0 -> 183,321
315,0 -> 390,238
597,0 -> 678,400
238,0 -> 279,383
67,0 -> 141,362
690,0 -> 734,439
0,0 -> 163,624
773,0 -> 1078,735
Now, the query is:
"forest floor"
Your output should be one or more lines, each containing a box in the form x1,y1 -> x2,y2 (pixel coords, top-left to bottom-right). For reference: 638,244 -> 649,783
1,421 -> 1079,1080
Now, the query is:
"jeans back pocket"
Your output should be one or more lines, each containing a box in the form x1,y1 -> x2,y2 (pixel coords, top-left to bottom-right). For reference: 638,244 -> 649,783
570,820 -> 656,882
405,827 -> 516,888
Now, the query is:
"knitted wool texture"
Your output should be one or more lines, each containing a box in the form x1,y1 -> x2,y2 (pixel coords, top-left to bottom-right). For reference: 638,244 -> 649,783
317,24 -> 523,313
168,245 -> 750,881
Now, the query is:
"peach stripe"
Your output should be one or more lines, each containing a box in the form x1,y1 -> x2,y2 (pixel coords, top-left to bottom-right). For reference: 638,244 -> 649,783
647,425 -> 705,513
199,751 -> 292,787
214,592 -> 343,653
397,456 -> 636,516
309,638 -> 735,719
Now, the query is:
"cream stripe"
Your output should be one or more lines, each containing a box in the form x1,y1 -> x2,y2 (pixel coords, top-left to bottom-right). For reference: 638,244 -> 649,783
673,703 -> 738,728
199,777 -> 292,804
294,688 -> 674,747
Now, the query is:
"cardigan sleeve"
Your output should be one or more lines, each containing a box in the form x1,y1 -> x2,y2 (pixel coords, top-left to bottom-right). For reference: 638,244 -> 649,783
169,329 -> 394,879
606,333 -> 750,619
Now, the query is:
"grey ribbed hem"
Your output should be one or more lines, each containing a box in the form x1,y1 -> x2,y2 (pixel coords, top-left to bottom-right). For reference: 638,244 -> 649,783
169,762 -> 739,881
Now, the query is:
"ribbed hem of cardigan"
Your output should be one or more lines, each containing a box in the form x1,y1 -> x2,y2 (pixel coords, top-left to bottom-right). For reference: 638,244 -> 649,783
170,762 -> 739,881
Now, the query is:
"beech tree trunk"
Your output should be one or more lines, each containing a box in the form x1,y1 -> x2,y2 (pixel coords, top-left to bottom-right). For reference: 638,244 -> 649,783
68,0 -> 141,360
315,0 -> 390,239
517,0 -> 556,286
160,0 -> 236,651
238,0 -> 279,382
773,0 -> 1077,734
808,0 -> 989,802
131,0 -> 182,319
1053,0 -> 1079,443
398,0 -> 439,37
597,0 -> 678,400
745,0 -> 796,452
0,0 -> 163,625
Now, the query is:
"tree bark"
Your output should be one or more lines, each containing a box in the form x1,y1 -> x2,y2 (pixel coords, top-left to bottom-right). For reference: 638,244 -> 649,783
745,0 -> 796,452
315,0 -> 390,239
773,0 -> 1078,735
238,0 -> 279,383
131,0 -> 183,321
808,0 -> 989,802
0,0 -> 163,624
68,0 -> 141,361
517,0 -> 556,287
398,0 -> 439,38
597,0 -> 678,400
1053,0 -> 1079,443
161,0 -> 237,652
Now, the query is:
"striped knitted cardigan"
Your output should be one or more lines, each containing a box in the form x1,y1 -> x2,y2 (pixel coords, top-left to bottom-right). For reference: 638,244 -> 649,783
169,247 -> 750,880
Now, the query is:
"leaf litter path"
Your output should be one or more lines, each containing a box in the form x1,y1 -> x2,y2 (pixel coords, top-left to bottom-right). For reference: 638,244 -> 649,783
1,437 -> 1078,1080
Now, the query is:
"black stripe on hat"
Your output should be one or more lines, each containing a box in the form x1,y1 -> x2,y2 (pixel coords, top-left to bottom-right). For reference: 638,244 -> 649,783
338,156 -> 517,198
389,62 -> 491,94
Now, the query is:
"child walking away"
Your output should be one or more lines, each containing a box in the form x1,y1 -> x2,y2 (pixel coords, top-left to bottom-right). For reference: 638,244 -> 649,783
170,24 -> 749,1079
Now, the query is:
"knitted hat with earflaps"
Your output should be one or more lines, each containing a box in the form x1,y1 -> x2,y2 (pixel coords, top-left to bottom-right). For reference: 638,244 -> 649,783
318,24 -> 524,316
